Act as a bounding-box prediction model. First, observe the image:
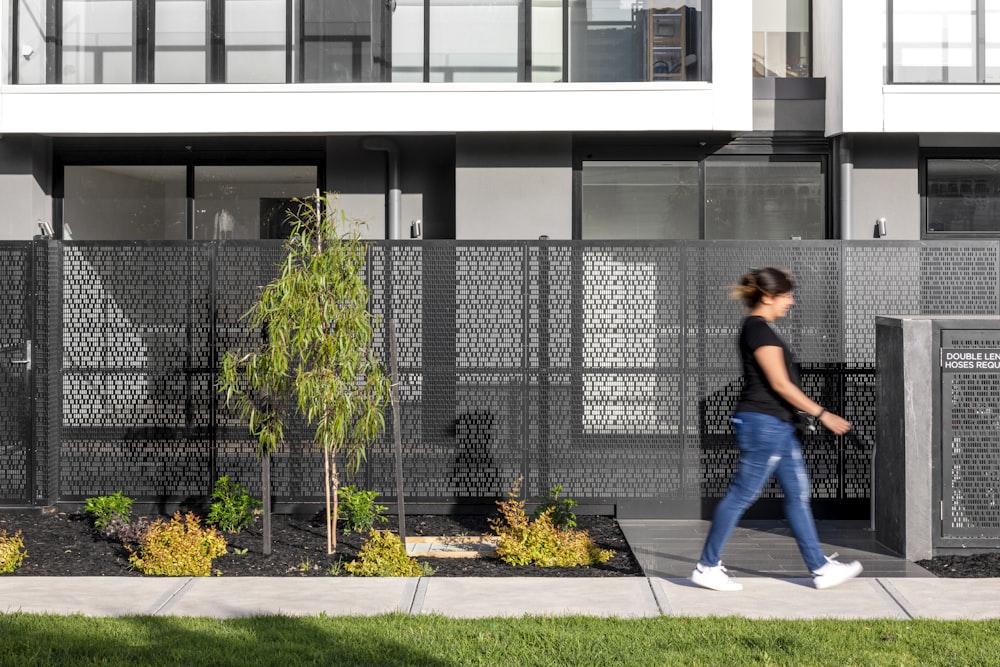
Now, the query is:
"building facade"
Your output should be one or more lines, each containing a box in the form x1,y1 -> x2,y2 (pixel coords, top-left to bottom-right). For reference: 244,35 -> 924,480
1,1 -> 997,244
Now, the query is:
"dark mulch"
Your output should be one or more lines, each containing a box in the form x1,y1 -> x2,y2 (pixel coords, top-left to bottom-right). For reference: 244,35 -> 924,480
916,552 -> 1000,578
0,510 -> 643,577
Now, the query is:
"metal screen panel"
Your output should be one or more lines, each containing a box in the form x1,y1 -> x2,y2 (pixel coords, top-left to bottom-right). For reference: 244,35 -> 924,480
941,329 -> 1000,539
0,243 -> 31,503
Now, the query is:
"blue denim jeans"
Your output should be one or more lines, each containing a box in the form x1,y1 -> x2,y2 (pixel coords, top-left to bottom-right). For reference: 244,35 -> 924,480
698,411 -> 827,572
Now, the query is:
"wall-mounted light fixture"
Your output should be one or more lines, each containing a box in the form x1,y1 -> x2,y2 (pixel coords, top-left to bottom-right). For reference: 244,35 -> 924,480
409,219 -> 422,239
873,217 -> 887,238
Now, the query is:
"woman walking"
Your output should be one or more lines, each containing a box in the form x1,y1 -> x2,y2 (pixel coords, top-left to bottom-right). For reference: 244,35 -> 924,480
691,267 -> 863,592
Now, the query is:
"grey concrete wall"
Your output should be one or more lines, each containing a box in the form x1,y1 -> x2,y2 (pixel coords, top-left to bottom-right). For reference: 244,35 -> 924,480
850,134 -> 920,240
875,316 -> 934,561
0,136 -> 51,240
455,134 -> 572,240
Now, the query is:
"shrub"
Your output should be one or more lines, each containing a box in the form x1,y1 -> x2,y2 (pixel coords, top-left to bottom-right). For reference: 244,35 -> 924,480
128,512 -> 227,577
101,515 -> 153,549
83,491 -> 133,530
0,530 -> 27,573
532,484 -> 578,530
337,485 -> 388,534
489,483 -> 612,568
207,475 -> 261,533
343,530 -> 433,577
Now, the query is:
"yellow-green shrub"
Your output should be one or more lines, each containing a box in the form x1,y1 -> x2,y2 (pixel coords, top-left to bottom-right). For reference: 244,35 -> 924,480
0,530 -> 27,573
343,530 -> 432,577
128,512 -> 227,576
489,488 -> 613,567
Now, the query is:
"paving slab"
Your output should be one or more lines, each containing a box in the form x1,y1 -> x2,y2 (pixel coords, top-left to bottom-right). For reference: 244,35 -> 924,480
653,577 -> 910,619
882,578 -> 1000,620
417,577 -> 661,618
159,577 -> 420,618
0,577 -> 186,616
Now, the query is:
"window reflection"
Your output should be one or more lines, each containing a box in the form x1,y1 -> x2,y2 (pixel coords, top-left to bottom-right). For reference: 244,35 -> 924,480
582,161 -> 700,239
194,166 -> 317,240
64,166 -> 187,240
226,0 -> 286,83
155,0 -> 208,83
892,1 -> 976,83
62,0 -> 134,83
752,0 -> 810,78
429,0 -> 523,82
704,159 -> 824,240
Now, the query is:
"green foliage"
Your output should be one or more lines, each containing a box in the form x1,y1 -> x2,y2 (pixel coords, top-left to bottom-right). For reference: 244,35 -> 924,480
207,475 -> 262,533
343,530 -> 433,577
490,482 -> 612,568
128,512 -> 227,577
0,530 -> 27,573
337,485 -> 388,534
217,193 -> 393,553
83,491 -> 134,530
532,484 -> 578,530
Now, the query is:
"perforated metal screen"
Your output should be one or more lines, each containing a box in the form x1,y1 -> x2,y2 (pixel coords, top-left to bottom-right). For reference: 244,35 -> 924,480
4,239 -> 1000,522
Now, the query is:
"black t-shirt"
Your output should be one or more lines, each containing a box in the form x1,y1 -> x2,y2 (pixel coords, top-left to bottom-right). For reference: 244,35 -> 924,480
734,315 -> 801,423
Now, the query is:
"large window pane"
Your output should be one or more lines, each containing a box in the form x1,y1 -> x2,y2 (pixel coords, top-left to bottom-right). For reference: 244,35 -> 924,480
194,166 -> 317,240
155,0 -> 208,83
533,0 -> 563,82
62,0 -> 133,83
704,159 -> 824,240
226,0 -> 286,83
581,161 -> 700,239
302,0 -> 377,82
986,0 -> 1000,81
64,166 -> 188,240
926,159 -> 1000,234
569,0 -> 705,82
16,0 -> 48,84
392,0 -> 425,81
429,0 -> 522,82
892,0 -> 976,83
753,0 -> 810,77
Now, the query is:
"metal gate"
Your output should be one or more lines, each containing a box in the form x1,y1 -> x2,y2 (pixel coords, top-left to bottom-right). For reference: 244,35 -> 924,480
0,242 -> 34,505
939,327 -> 1000,545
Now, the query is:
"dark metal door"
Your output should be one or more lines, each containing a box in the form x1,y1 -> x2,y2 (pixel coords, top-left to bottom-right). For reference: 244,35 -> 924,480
0,243 -> 33,504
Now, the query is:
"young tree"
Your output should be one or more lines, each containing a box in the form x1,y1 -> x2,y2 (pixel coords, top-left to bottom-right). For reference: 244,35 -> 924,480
218,193 -> 391,554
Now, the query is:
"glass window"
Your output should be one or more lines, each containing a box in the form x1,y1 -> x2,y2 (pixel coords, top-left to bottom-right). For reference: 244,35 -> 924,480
194,166 -> 318,240
533,0 -> 563,82
926,158 -> 1000,234
581,161 -> 700,239
302,0 -> 377,83
569,0 -> 705,82
392,0 -> 425,82
16,0 -> 48,84
753,0 -> 810,77
64,166 -> 188,240
155,0 -> 208,83
430,0 -> 522,82
226,0 -> 286,83
892,0 -> 977,83
704,158 -> 824,240
62,0 -> 134,83
985,0 -> 1000,81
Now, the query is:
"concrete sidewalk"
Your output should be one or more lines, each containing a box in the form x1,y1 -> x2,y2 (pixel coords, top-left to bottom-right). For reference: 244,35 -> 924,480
2,576 -> 999,619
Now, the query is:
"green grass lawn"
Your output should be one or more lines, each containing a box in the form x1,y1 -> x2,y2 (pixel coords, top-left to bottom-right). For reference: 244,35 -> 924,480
1,613 -> 998,666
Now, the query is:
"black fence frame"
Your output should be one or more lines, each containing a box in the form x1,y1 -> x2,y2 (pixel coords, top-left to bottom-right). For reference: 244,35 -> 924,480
3,238 -> 1000,523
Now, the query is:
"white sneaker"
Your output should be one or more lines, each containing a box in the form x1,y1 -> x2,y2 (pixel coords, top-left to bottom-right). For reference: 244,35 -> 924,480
691,562 -> 743,591
812,553 -> 863,589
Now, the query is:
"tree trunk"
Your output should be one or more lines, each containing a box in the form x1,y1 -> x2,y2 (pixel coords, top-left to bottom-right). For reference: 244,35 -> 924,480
324,448 -> 333,555
262,451 -> 272,556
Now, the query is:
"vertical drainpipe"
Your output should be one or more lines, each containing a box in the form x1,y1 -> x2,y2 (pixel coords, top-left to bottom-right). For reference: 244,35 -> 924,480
838,134 -> 853,240
361,138 -> 402,239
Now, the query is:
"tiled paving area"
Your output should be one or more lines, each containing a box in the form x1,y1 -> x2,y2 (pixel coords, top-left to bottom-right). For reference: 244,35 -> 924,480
618,519 -> 935,579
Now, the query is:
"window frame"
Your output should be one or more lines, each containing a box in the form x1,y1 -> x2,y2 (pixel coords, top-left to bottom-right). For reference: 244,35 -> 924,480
921,149 -> 1000,239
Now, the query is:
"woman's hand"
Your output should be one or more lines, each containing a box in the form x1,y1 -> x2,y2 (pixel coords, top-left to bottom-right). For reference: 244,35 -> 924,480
819,411 -> 851,435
